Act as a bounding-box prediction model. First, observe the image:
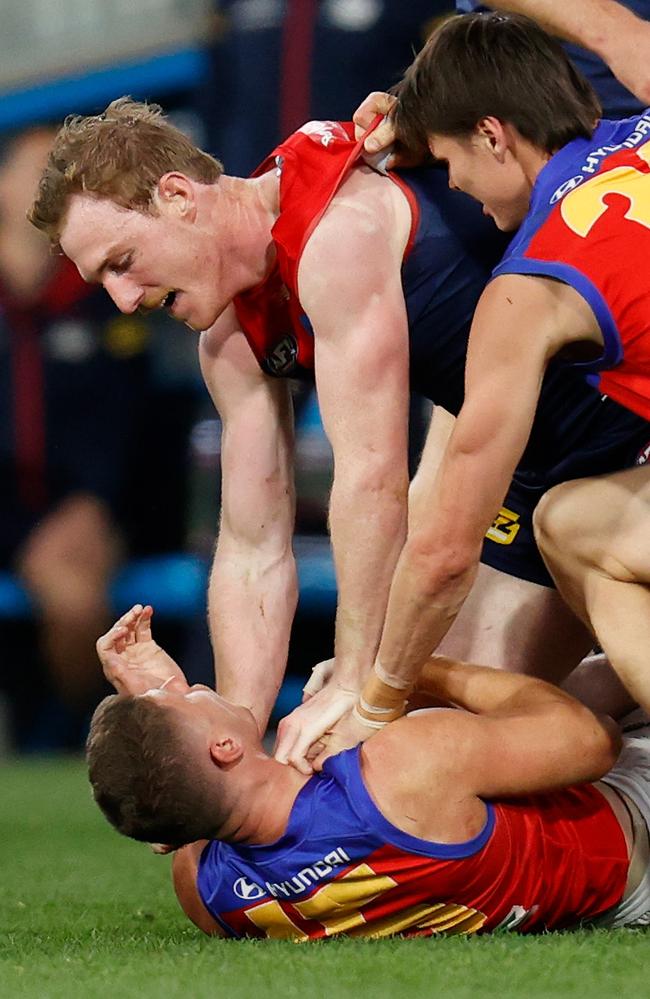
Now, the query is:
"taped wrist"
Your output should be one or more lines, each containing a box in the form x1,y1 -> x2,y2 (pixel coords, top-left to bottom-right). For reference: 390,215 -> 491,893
355,667 -> 412,726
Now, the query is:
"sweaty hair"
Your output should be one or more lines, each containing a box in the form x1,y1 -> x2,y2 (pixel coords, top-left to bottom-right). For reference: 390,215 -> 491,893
395,12 -> 602,155
86,694 -> 226,848
28,97 -> 223,245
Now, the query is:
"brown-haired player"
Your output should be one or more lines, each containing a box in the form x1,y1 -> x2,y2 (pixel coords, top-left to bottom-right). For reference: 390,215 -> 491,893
86,603 -> 650,939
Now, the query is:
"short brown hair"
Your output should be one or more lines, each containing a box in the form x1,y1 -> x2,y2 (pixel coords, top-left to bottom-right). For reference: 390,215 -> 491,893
395,12 -> 601,154
86,694 -> 226,847
28,97 -> 224,245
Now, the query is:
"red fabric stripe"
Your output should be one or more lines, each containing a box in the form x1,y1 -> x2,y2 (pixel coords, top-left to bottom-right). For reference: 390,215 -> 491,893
279,0 -> 318,140
11,313 -> 47,510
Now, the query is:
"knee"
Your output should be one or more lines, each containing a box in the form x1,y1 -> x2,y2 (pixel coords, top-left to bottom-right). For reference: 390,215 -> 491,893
533,480 -> 588,562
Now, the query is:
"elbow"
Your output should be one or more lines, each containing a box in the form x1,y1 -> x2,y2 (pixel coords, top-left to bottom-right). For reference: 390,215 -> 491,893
402,532 -> 479,603
573,706 -> 622,781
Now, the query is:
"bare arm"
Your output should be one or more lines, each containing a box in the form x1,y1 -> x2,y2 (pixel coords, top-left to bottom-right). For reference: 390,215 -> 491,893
367,656 -> 621,810
200,307 -> 298,733
479,0 -> 650,106
274,176 -> 411,767
172,843 -> 225,936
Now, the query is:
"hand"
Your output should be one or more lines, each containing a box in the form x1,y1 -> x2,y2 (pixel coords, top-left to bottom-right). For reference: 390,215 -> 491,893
274,681 -> 359,774
96,604 -> 189,696
310,707 -> 378,772
302,658 -> 336,700
353,90 -> 397,148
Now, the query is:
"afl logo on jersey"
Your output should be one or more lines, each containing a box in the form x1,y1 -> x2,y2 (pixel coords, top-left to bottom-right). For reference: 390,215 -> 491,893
550,175 -> 585,205
233,877 -> 266,901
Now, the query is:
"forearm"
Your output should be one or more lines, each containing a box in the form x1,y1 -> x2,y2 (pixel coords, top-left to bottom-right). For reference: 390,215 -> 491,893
328,469 -> 408,688
416,655 -> 580,715
209,546 -> 298,731
483,0 -> 640,54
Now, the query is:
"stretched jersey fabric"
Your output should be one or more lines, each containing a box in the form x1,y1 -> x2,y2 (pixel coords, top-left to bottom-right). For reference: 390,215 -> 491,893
493,112 -> 650,420
197,746 -> 627,940
233,118 -> 502,415
455,2 -> 650,117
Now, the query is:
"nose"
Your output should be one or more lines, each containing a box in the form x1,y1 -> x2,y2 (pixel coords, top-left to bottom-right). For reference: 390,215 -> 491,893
103,274 -> 142,314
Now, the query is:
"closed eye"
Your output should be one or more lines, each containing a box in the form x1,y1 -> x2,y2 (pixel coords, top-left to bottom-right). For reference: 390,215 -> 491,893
109,253 -> 133,276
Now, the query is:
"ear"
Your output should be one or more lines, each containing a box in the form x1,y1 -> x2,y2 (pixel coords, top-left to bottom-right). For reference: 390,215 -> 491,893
475,117 -> 509,162
154,172 -> 197,220
209,736 -> 244,767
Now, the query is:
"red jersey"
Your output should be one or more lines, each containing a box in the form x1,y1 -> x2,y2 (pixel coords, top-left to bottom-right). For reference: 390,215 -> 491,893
197,747 -> 628,939
232,120 -> 417,378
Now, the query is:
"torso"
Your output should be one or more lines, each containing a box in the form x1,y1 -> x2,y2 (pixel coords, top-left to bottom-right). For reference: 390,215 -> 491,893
195,747 -> 630,939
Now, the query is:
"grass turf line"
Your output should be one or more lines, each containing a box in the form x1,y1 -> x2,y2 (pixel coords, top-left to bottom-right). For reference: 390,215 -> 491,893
1,758 -> 648,999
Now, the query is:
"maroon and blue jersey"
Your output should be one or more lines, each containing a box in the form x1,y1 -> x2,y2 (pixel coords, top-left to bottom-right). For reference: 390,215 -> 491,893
493,112 -> 650,420
196,746 -> 628,940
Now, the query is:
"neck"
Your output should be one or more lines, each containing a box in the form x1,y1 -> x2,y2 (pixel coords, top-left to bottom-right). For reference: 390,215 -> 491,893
215,754 -> 311,846
210,172 -> 280,294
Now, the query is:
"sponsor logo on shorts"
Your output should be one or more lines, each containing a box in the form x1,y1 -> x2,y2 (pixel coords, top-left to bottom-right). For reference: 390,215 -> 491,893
485,506 -> 521,545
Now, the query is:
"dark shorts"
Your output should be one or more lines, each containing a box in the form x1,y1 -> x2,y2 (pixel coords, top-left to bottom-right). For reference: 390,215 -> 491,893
480,385 -> 650,587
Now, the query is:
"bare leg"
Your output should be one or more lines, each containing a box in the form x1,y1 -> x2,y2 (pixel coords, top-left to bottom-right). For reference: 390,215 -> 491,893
535,465 -> 650,712
438,562 -> 594,682
17,494 -> 122,708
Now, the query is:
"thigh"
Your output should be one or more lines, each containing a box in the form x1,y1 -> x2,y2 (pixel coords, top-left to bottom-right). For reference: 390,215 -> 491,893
541,464 -> 650,581
439,562 -> 593,683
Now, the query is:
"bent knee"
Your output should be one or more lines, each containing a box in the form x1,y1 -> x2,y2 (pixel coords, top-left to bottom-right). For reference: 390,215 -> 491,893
533,480 -> 590,555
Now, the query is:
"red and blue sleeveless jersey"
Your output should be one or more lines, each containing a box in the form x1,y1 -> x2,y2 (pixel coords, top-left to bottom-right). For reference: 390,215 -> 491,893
196,747 -> 628,940
233,119 -> 505,415
493,112 -> 650,420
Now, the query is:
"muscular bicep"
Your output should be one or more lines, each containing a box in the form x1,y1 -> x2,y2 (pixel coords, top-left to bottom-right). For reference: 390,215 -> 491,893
395,703 -> 618,800
298,191 -> 410,475
199,308 -> 295,550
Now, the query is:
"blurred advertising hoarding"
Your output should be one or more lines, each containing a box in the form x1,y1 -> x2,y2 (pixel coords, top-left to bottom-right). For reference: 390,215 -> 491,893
0,0 -> 212,90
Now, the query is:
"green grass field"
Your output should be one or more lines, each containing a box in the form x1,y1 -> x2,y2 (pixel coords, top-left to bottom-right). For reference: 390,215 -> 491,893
1,757 -> 648,999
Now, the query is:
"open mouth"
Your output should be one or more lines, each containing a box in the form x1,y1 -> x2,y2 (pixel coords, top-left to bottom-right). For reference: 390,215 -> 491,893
162,291 -> 177,310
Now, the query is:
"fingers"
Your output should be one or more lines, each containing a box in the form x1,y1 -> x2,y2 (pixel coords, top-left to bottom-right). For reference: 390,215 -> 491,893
135,604 -> 154,642
96,604 -> 146,665
352,90 -> 397,140
302,658 -> 336,700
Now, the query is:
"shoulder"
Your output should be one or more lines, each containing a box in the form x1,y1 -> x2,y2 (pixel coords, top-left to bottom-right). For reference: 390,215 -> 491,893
297,168 -> 411,308
172,842 -> 225,937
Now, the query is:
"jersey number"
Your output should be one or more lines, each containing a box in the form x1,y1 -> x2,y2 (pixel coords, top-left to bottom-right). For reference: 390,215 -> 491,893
561,140 -> 650,238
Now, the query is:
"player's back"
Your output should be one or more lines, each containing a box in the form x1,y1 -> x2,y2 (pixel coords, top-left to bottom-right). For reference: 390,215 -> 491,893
196,746 -> 628,940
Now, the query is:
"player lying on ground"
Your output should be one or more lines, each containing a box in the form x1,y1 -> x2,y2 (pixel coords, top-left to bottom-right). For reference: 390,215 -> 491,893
86,604 -> 650,939
28,97 -> 650,764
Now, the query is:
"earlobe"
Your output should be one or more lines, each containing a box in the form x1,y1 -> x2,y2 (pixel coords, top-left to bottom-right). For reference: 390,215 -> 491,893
209,736 -> 244,767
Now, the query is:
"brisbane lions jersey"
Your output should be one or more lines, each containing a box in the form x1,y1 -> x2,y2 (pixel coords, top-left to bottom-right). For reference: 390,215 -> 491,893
494,112 -> 650,420
196,747 -> 627,940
